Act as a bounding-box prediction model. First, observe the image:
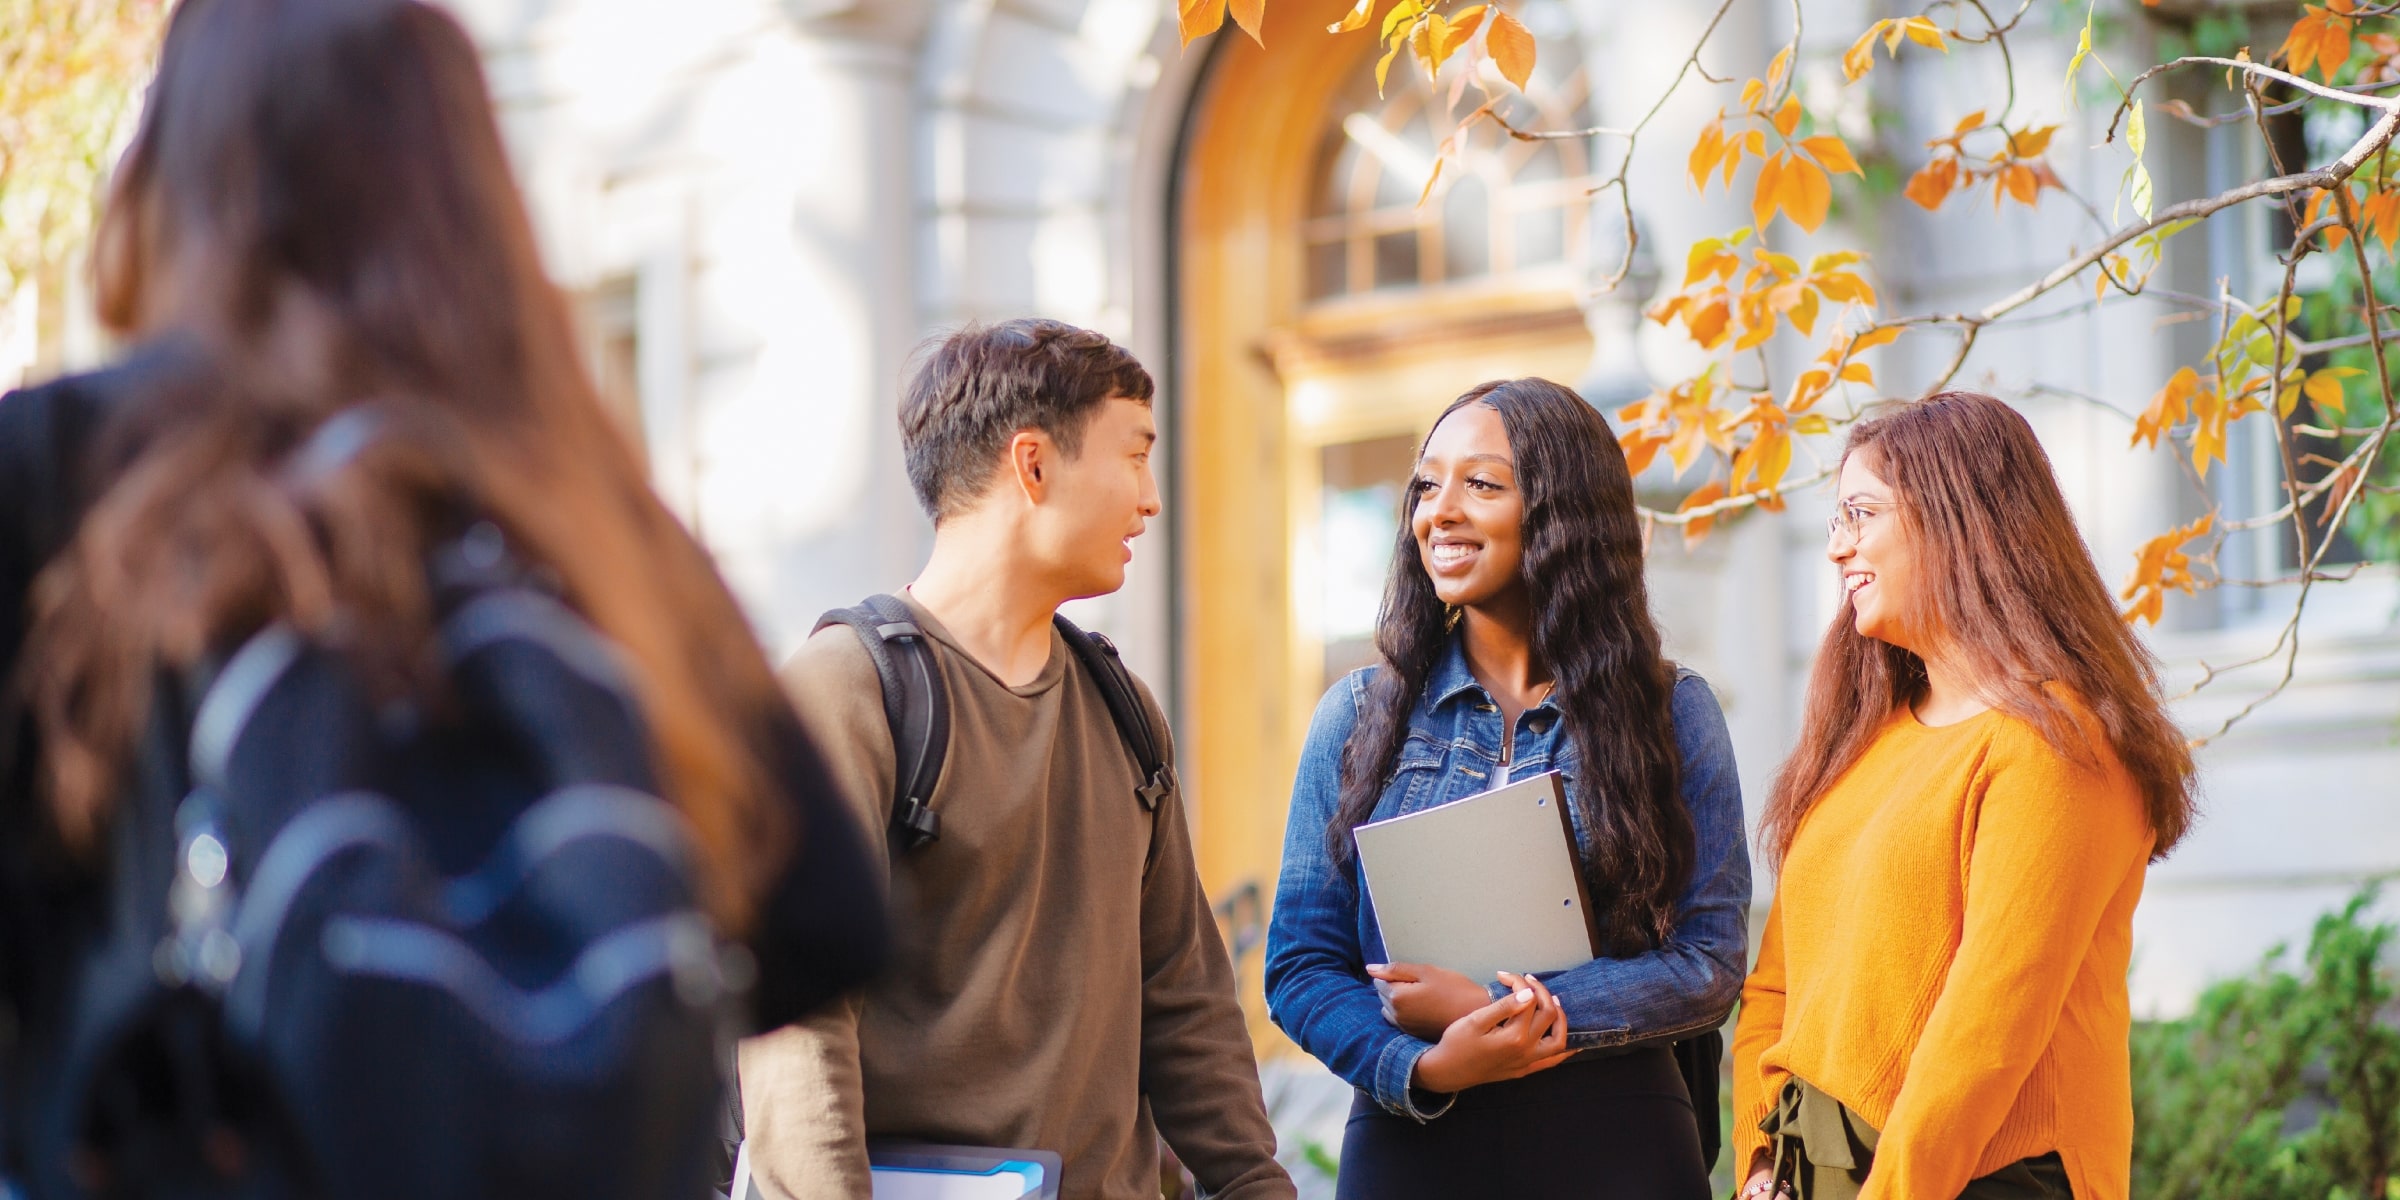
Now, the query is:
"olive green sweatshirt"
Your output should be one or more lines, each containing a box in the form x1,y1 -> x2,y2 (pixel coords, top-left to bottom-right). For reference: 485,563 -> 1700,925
738,592 -> 1293,1200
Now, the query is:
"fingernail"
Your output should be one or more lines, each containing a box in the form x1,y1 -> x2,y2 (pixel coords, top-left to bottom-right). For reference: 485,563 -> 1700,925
1515,987 -> 1534,1002
1367,963 -> 1386,971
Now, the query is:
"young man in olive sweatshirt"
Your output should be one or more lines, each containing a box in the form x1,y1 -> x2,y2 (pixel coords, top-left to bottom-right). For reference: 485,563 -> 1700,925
738,319 -> 1294,1200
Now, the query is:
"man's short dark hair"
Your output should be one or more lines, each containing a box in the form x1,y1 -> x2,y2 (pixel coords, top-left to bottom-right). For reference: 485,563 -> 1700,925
899,318 -> 1155,522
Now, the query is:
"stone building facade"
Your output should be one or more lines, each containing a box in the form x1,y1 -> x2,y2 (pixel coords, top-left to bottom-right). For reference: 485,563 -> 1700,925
442,0 -> 2400,1031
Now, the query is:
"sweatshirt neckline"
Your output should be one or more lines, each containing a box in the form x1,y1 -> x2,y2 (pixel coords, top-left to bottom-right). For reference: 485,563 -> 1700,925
1893,701 -> 2002,735
899,590 -> 1068,698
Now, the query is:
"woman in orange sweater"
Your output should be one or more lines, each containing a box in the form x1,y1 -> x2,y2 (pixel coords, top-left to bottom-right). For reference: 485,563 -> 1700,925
1732,392 -> 2198,1200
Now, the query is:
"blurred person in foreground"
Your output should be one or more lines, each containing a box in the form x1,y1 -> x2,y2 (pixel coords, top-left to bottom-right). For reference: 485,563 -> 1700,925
739,320 -> 1295,1200
0,0 -> 882,1193
1732,392 -> 2199,1200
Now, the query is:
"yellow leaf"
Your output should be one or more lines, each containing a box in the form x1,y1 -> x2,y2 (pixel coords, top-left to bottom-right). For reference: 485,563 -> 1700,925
2305,369 -> 2350,418
1790,287 -> 1822,336
1435,6 -> 1486,64
1689,117 -> 1727,191
1998,162 -> 2041,208
1488,9 -> 1536,91
1179,0 -> 1227,44
1228,0 -> 1266,44
1953,109 -> 1988,137
1412,15 -> 1440,78
2131,366 -> 2197,449
1767,46 -> 1795,94
1622,430 -> 1667,476
1814,272 -> 1875,305
1901,16 -> 1948,50
1683,238 -> 1725,286
1773,95 -> 1803,138
1752,151 -> 1786,230
1377,37 -> 1407,95
1742,77 -> 1767,112
1780,156 -> 1832,231
1801,135 -> 1861,175
1328,0 -> 1377,34
2009,124 -> 2059,159
1840,361 -> 1874,385
2118,514 -> 2215,625
1679,480 -> 1729,550
1850,325 -> 1904,353
1753,427 -> 1794,493
1905,156 -> 1958,210
1734,303 -> 1778,351
1758,249 -> 1802,279
1668,420 -> 1709,477
1687,297 -> 1732,348
1843,23 -> 1882,81
1379,0 -> 1422,42
1793,413 -> 1833,435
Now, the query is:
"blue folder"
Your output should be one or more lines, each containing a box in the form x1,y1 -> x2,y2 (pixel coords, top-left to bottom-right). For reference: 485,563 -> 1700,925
866,1142 -> 1062,1200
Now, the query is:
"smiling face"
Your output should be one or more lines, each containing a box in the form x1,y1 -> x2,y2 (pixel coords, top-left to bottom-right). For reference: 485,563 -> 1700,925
1410,402 -> 1527,613
1029,394 -> 1161,599
1827,451 -> 1920,651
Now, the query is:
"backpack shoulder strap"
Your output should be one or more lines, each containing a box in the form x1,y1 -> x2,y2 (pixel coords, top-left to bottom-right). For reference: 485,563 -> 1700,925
1051,614 -> 1174,814
813,594 -> 949,851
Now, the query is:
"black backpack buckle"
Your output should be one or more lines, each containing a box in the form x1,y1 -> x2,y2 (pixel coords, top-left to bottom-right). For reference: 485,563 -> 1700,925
893,795 -> 941,849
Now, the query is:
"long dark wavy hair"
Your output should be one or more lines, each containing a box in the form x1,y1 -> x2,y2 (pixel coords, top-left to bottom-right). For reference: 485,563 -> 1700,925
1329,378 -> 1691,955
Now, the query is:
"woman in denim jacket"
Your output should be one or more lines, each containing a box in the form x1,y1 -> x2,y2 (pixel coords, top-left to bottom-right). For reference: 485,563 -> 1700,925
1264,378 -> 1751,1198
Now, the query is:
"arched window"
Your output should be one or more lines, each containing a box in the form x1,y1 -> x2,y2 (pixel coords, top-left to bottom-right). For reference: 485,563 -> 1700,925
1302,17 -> 1599,303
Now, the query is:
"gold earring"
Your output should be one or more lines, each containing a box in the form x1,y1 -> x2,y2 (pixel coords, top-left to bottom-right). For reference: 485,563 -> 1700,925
1443,605 -> 1463,632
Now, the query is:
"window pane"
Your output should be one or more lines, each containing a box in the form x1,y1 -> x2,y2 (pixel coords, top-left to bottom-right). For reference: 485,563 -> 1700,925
1307,239 -> 1347,301
1516,206 -> 1565,267
1373,231 -> 1420,290
1443,176 -> 1492,281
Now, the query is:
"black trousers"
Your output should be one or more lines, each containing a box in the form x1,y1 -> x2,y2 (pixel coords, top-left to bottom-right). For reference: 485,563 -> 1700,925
1335,1044 -> 1711,1200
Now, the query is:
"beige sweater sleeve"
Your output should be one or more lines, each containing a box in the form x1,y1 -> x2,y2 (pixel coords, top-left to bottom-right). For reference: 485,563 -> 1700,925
738,630 -> 894,1200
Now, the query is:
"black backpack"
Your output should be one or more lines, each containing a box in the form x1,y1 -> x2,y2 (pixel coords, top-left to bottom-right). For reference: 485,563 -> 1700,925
812,594 -> 1174,853
809,596 -> 1723,1172
48,526 -> 743,1200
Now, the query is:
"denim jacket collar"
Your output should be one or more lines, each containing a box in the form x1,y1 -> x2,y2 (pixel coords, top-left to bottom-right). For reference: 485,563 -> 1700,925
1422,631 -> 1563,723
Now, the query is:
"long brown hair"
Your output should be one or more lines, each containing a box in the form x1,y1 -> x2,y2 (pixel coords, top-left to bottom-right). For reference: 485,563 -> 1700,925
1761,391 -> 2197,866
32,0 -> 790,926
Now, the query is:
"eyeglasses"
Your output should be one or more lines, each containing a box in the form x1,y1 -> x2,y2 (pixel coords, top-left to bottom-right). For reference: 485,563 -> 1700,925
1826,499 -> 1889,542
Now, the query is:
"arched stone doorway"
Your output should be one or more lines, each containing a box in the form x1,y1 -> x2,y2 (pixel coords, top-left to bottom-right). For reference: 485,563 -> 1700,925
1174,0 -> 1608,1049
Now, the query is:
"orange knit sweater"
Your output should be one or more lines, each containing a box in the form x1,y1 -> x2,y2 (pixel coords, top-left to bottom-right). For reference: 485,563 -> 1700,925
1731,703 -> 2154,1200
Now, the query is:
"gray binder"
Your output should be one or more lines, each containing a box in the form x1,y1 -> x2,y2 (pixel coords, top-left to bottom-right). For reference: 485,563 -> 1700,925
1351,770 -> 1598,983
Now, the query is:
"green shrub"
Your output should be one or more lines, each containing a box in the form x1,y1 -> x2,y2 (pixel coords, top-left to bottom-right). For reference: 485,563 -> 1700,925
2132,888 -> 2400,1200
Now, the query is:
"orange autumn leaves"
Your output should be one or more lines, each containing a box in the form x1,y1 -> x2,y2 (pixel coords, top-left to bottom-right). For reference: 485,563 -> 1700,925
1689,48 -> 1862,235
2282,0 -> 2358,81
1903,113 -> 2064,212
1647,38 -> 1898,540
1178,0 -> 1265,46
2120,515 -> 2214,627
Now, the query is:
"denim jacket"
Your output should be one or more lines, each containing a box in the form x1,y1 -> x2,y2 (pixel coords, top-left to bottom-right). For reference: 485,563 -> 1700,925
1262,637 -> 1752,1121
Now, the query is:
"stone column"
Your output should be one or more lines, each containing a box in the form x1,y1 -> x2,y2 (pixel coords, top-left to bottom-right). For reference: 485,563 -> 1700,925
685,0 -> 934,653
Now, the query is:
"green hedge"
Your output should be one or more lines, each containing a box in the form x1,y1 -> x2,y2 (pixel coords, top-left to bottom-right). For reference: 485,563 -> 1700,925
2132,888 -> 2400,1200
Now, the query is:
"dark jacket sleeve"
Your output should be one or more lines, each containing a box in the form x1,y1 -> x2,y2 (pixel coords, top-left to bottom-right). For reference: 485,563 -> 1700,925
740,685 -> 889,1030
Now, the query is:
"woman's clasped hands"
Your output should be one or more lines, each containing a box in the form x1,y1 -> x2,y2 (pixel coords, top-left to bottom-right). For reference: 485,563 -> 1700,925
1367,963 -> 1574,1093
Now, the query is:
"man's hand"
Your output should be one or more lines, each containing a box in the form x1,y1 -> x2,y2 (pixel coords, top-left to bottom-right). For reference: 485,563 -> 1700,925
1410,973 -> 1572,1094
1366,962 -> 1494,1041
